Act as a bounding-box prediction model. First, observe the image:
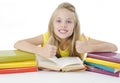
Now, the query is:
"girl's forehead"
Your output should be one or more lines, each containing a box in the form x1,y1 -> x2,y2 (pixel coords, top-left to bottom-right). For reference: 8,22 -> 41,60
55,8 -> 75,18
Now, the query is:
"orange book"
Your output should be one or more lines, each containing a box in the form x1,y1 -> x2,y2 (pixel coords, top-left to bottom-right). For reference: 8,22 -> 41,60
0,66 -> 38,74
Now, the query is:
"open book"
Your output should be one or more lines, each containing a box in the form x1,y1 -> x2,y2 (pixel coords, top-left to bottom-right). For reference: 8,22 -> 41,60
37,55 -> 86,72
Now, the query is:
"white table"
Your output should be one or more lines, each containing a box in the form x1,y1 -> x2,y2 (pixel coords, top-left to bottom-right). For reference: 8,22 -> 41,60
0,70 -> 120,83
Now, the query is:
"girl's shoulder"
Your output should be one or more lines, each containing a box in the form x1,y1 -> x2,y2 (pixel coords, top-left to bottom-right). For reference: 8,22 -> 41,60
42,32 -> 50,44
43,32 -> 50,38
79,34 -> 90,41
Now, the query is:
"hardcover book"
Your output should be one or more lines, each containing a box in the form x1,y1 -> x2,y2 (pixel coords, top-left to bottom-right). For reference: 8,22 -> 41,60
37,56 -> 86,72
86,57 -> 120,68
0,60 -> 37,69
0,50 -> 36,63
87,52 -> 120,63
0,66 -> 38,74
86,66 -> 120,77
85,61 -> 120,73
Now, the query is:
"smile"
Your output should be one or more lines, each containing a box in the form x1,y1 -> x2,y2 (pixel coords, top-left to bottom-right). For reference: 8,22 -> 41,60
59,29 -> 68,34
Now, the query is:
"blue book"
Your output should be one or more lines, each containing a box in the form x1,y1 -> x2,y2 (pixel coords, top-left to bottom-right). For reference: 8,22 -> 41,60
85,61 -> 120,73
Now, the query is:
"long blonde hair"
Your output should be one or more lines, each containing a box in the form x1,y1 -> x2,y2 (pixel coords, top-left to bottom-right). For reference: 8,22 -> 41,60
48,2 -> 80,58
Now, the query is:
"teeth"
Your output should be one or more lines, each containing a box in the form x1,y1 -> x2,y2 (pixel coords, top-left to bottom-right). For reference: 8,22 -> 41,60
59,29 -> 68,34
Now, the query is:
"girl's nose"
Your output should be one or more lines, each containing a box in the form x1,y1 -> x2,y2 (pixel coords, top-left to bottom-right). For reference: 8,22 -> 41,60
61,22 -> 67,28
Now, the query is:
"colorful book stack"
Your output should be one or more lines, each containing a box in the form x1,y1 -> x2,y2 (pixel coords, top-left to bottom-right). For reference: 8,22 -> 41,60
85,52 -> 120,77
0,50 -> 38,74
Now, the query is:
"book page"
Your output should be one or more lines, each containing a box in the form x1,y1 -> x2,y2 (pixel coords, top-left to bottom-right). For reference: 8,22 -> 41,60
36,55 -> 61,71
37,55 -> 84,69
37,55 -> 57,64
52,57 -> 83,68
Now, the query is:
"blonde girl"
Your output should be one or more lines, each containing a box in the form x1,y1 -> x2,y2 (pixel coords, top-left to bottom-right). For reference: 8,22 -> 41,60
14,2 -> 117,60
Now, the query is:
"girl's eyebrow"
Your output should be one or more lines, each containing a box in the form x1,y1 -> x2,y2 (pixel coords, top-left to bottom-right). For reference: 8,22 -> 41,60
67,18 -> 72,20
67,18 -> 74,21
56,17 -> 61,19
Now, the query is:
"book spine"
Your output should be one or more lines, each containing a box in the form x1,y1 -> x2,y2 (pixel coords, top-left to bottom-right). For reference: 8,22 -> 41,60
86,66 -> 119,77
85,62 -> 115,73
86,58 -> 120,68
0,66 -> 38,74
0,60 -> 37,69
87,54 -> 120,63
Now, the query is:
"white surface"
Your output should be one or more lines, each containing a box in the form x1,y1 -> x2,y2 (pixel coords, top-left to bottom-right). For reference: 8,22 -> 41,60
0,70 -> 120,83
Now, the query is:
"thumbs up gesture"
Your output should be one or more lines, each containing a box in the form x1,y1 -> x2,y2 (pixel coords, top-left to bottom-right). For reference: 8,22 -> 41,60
42,36 -> 57,58
76,34 -> 89,53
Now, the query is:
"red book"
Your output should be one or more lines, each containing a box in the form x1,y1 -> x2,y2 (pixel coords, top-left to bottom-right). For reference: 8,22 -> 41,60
87,52 -> 120,63
86,66 -> 120,77
0,66 -> 38,74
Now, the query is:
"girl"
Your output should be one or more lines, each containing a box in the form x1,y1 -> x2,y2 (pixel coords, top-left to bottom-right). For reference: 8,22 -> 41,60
14,2 -> 118,60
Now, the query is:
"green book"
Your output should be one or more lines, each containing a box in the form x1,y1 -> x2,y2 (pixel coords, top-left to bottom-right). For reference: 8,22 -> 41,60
0,50 -> 36,63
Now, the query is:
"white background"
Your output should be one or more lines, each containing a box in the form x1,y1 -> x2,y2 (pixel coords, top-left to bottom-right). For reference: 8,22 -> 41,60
0,0 -> 120,83
0,0 -> 120,52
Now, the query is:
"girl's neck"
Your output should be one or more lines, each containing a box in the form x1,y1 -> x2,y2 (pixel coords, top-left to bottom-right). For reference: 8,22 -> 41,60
60,39 -> 69,50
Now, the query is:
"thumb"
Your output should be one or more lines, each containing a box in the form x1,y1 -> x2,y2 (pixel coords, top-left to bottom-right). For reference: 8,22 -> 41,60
81,33 -> 87,41
46,36 -> 54,45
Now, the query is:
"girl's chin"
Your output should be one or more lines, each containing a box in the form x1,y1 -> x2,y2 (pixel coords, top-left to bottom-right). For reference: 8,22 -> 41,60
56,33 -> 71,39
58,36 -> 68,39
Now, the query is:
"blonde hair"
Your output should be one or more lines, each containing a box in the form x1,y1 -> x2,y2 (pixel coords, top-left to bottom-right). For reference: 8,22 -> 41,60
48,2 -> 81,58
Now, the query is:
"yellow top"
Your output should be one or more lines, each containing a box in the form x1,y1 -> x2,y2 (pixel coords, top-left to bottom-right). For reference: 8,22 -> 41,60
42,32 -> 89,58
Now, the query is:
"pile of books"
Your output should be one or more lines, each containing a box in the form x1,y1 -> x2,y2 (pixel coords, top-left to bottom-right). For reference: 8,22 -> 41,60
85,52 -> 120,77
0,50 -> 38,74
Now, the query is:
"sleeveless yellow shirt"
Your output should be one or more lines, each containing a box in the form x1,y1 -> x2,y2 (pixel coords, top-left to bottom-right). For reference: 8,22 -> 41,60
42,32 -> 89,59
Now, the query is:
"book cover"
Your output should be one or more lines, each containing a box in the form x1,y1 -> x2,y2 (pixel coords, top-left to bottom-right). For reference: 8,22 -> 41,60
86,66 -> 120,77
86,57 -> 120,68
0,60 -> 37,69
37,56 -> 86,72
87,52 -> 120,63
0,50 -> 36,63
85,62 -> 120,73
0,66 -> 38,74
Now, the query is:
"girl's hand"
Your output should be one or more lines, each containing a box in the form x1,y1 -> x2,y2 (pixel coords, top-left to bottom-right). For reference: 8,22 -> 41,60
76,34 -> 89,53
41,36 -> 57,58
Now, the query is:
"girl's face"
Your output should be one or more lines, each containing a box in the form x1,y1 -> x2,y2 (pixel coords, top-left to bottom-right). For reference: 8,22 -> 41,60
53,8 -> 75,40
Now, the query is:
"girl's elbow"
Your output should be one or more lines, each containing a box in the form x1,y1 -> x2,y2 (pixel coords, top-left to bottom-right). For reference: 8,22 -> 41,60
14,40 -> 23,49
111,44 -> 118,52
114,45 -> 118,51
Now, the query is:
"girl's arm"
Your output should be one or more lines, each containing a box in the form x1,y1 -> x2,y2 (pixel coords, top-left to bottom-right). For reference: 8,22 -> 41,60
87,38 -> 118,52
14,35 -> 57,58
14,35 -> 44,54
76,36 -> 118,53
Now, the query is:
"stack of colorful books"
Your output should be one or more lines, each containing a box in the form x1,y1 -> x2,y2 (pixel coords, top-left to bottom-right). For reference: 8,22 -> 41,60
0,50 -> 38,74
85,52 -> 120,77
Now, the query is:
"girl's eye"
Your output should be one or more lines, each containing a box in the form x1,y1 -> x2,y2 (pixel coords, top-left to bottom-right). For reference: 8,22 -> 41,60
56,20 -> 61,23
67,20 -> 72,23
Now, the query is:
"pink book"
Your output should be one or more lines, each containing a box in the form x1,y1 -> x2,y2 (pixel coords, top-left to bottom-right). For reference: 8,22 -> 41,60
86,66 -> 120,77
87,52 -> 120,63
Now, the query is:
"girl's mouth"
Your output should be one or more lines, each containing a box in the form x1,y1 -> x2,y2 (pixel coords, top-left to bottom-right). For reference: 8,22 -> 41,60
59,29 -> 68,34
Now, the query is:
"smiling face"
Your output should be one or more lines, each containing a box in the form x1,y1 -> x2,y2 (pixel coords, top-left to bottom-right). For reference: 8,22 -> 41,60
53,8 -> 75,40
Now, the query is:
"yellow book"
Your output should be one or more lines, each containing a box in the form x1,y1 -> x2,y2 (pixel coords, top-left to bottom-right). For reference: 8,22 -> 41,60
86,58 -> 120,68
0,50 -> 36,63
0,60 -> 37,69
